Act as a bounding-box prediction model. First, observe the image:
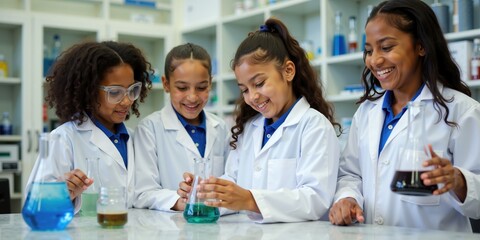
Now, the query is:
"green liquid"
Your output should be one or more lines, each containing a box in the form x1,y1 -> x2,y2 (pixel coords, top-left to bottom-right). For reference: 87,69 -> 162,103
183,203 -> 220,223
80,192 -> 98,217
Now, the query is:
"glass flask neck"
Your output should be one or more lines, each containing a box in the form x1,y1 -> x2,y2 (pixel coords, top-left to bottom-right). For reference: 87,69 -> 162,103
406,101 -> 426,146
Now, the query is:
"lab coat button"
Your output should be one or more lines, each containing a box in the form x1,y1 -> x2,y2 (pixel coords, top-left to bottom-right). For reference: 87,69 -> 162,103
267,134 -> 271,138
255,166 -> 261,171
383,159 -> 389,165
388,125 -> 393,130
191,130 -> 195,133
375,216 -> 384,225
114,139 -> 119,144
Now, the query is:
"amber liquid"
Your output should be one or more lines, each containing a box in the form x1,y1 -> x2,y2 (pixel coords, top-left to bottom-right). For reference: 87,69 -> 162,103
390,170 -> 438,196
97,212 -> 127,227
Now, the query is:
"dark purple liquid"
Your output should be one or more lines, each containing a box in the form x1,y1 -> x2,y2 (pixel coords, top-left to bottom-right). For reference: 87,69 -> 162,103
390,170 -> 438,196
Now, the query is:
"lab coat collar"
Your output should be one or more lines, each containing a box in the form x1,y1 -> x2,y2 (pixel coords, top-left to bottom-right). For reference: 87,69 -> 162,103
376,83 -> 439,159
74,115 -> 127,170
161,103 -> 219,157
252,97 -> 310,158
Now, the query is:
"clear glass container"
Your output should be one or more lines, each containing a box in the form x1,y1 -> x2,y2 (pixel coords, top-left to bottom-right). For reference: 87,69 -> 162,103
183,157 -> 220,223
97,187 -> 128,228
22,133 -> 74,231
80,157 -> 101,217
390,101 -> 438,196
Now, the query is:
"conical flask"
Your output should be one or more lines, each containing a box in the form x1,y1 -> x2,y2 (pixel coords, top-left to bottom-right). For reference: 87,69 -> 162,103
183,157 -> 220,223
390,101 -> 438,196
22,133 -> 74,230
80,157 -> 101,216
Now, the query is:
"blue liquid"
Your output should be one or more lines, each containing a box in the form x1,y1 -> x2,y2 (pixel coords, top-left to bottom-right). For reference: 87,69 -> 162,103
332,34 -> 346,56
183,203 -> 220,223
22,182 -> 74,231
361,33 -> 366,51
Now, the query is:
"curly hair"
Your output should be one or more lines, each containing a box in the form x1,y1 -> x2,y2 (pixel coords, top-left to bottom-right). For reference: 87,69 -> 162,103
45,41 -> 153,124
359,0 -> 471,127
229,17 -> 340,149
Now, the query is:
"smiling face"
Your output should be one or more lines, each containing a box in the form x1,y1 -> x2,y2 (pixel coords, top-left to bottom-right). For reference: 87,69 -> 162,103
235,57 -> 296,122
162,59 -> 211,125
364,15 -> 425,97
95,63 -> 135,133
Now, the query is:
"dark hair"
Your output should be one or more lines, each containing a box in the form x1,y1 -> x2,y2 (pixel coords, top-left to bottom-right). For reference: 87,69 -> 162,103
360,0 -> 471,127
230,17 -> 339,149
164,43 -> 212,81
45,41 -> 153,124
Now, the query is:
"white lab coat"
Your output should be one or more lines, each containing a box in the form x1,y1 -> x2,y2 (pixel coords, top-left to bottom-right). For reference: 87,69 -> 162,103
335,84 -> 480,232
223,97 -> 340,223
25,116 -> 135,214
133,103 -> 230,211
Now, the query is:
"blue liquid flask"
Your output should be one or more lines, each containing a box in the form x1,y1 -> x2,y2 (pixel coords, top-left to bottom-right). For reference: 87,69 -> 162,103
22,133 -> 74,231
332,11 -> 346,56
183,158 -> 220,223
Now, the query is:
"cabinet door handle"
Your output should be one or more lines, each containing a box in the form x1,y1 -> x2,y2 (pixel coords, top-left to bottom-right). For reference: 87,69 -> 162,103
35,130 -> 40,153
27,129 -> 32,153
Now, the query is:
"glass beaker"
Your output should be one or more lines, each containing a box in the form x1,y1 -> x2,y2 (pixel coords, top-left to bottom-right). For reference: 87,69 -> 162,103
97,186 -> 128,228
183,157 -> 220,223
390,101 -> 439,196
80,157 -> 101,217
22,133 -> 74,231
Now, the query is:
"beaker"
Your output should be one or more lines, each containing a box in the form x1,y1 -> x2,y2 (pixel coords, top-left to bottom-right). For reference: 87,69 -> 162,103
183,157 -> 220,223
390,101 -> 438,196
22,133 -> 74,231
97,186 -> 128,228
80,157 -> 101,217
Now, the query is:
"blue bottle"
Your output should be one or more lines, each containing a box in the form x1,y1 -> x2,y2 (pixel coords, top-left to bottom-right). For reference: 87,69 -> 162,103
332,11 -> 346,56
22,133 -> 74,231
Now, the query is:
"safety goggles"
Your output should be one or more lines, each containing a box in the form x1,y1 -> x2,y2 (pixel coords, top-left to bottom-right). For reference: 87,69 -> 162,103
99,82 -> 142,104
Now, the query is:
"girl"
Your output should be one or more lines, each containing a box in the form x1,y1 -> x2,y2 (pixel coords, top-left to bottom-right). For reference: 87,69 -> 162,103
26,41 -> 152,213
133,43 -> 230,211
178,18 -> 340,223
329,0 -> 480,232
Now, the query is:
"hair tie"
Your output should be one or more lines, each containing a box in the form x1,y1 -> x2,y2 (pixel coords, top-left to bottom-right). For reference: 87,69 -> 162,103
259,24 -> 269,32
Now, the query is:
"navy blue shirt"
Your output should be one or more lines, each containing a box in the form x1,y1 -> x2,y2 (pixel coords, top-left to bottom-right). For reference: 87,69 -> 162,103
262,98 -> 300,147
174,107 -> 207,157
378,84 -> 425,155
92,119 -> 129,169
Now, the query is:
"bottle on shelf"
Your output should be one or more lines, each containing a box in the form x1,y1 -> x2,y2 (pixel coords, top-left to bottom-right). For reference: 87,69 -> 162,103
348,16 -> 358,53
361,5 -> 373,51
0,112 -> 12,135
42,103 -> 49,132
472,38 -> 480,80
51,34 -> 62,60
332,11 -> 346,56
0,54 -> 8,78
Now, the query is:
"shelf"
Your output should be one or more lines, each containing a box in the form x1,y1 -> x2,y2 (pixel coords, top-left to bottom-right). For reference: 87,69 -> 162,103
325,52 -> 364,65
445,29 -> 480,42
11,192 -> 22,199
327,92 -> 363,103
0,135 -> 22,142
0,77 -> 21,84
466,80 -> 480,88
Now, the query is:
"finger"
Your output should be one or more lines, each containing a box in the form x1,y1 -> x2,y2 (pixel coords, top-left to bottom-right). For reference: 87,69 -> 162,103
433,182 -> 453,195
183,172 -> 193,183
355,206 -> 365,223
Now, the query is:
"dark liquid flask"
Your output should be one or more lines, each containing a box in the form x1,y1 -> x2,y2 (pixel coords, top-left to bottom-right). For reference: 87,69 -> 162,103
22,133 -> 74,231
390,101 -> 438,196
183,158 -> 220,223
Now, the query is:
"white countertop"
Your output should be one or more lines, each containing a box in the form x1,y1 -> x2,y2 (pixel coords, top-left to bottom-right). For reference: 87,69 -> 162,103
0,209 -> 478,239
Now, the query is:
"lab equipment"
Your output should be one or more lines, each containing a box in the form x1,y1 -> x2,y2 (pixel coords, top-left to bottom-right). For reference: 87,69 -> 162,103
97,187 -> 128,227
332,11 -> 346,56
390,102 -> 438,196
22,133 -> 74,230
183,157 -> 220,223
80,157 -> 101,217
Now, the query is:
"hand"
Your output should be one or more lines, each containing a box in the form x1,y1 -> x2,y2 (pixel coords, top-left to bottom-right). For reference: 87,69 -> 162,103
171,198 -> 186,211
176,172 -> 194,201
421,145 -> 466,201
329,197 -> 364,226
64,169 -> 92,200
197,177 -> 259,213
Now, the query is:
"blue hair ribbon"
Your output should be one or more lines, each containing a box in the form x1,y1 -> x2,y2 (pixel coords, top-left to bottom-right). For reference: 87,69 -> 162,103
259,24 -> 269,32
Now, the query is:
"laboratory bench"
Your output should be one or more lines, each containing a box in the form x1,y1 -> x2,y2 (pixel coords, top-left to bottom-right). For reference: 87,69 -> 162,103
0,208 -> 478,239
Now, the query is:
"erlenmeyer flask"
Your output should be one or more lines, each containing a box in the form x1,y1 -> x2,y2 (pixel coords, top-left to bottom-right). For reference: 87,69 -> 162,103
80,157 -> 100,216
390,101 -> 439,196
22,133 -> 74,230
183,157 -> 220,223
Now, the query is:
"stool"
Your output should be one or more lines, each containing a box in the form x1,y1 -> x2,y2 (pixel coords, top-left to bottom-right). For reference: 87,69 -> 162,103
0,178 -> 11,213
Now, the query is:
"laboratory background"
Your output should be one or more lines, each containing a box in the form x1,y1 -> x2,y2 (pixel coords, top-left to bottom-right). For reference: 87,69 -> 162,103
0,0 -> 479,216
